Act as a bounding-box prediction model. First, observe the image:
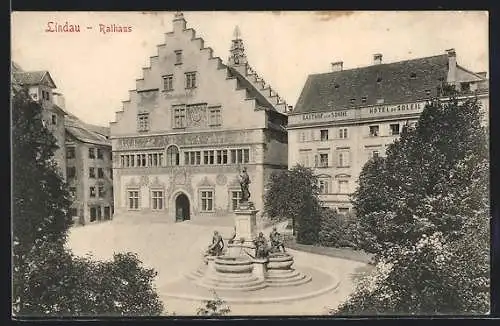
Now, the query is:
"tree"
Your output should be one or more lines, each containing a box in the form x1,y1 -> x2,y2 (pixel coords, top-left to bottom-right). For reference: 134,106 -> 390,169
264,165 -> 322,244
335,94 -> 489,314
12,87 -> 164,316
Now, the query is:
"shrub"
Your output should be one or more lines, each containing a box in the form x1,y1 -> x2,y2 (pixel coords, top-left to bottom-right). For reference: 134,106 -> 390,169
196,291 -> 231,316
318,209 -> 357,248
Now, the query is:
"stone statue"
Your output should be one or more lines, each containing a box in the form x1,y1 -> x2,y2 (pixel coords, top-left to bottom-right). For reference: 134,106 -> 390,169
206,231 -> 224,256
228,227 -> 236,244
239,167 -> 251,202
253,232 -> 269,259
270,227 -> 286,253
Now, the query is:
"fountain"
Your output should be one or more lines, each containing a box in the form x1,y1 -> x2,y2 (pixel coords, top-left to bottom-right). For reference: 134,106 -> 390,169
186,167 -> 311,291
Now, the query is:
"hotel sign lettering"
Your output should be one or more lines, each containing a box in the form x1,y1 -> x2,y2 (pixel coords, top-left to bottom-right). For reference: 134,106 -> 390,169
296,102 -> 425,123
302,110 -> 350,121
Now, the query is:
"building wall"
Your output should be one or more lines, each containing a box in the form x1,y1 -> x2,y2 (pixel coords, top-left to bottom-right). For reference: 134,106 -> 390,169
110,16 -> 288,224
288,93 -> 489,212
67,138 -> 113,224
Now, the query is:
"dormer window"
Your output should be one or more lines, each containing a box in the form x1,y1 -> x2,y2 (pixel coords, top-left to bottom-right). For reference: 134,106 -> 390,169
425,89 -> 432,97
349,98 -> 356,105
410,72 -> 417,79
175,50 -> 183,65
361,96 -> 367,104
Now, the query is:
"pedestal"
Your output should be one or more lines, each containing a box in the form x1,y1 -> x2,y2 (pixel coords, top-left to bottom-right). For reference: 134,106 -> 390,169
252,258 -> 268,281
234,202 -> 258,242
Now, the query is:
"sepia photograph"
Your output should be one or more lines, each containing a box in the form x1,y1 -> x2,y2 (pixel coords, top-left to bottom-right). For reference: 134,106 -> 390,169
11,11 -> 489,317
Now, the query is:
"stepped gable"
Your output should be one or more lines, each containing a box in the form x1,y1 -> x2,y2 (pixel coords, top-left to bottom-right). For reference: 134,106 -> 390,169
112,13 -> 277,126
294,54 -> 453,114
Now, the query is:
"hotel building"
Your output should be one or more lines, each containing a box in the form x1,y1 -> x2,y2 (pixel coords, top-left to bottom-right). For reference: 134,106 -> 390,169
288,49 -> 489,213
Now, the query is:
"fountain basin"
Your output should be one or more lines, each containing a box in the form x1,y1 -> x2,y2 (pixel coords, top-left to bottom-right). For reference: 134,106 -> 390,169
215,256 -> 253,273
267,252 -> 294,270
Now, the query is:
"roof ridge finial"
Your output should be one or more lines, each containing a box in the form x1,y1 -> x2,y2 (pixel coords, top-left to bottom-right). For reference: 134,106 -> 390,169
174,11 -> 184,20
233,25 -> 241,40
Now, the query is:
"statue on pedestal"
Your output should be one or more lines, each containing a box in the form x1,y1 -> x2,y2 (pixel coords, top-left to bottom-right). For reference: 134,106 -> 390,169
253,232 -> 269,259
206,231 -> 224,256
270,227 -> 286,253
239,167 -> 251,203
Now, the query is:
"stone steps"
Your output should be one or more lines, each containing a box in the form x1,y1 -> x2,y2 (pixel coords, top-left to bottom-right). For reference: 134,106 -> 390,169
196,273 -> 267,291
266,269 -> 312,287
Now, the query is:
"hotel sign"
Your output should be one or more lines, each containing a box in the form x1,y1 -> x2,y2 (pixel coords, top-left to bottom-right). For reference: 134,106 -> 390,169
291,101 -> 426,125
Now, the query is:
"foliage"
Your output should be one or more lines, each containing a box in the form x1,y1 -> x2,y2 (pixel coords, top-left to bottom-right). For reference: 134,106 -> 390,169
336,95 -> 489,314
264,165 -> 323,244
14,243 -> 164,316
196,291 -> 231,316
317,208 -> 358,248
12,87 -> 164,316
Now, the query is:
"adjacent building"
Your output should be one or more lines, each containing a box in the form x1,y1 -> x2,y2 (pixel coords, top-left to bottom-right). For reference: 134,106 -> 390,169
288,49 -> 489,213
110,13 -> 288,224
12,65 -> 67,179
65,113 -> 114,224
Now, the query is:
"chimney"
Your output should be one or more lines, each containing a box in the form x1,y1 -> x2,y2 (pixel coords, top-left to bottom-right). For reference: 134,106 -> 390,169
373,53 -> 382,65
446,48 -> 457,85
477,71 -> 487,79
331,61 -> 343,72
172,11 -> 187,32
53,92 -> 65,109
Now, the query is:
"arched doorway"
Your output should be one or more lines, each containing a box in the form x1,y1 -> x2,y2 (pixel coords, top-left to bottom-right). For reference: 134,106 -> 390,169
175,193 -> 190,222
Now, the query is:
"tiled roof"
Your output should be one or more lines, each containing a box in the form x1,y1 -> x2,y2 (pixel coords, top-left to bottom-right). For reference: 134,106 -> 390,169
65,115 -> 110,146
13,71 -> 47,85
294,54 -> 452,113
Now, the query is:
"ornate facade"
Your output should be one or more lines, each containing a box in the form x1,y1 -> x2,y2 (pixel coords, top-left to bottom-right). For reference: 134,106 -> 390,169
110,13 -> 288,223
288,49 -> 489,213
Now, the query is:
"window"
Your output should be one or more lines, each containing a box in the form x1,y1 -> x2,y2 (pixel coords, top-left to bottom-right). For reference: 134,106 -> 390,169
66,147 -> 75,159
104,206 -> 111,219
338,180 -> 349,193
390,123 -> 400,135
51,114 -> 57,125
175,50 -> 182,64
200,190 -> 214,212
110,152 -> 113,161
109,168 -> 113,179
410,72 -> 417,79
67,166 -> 76,178
376,77 -> 383,83
299,151 -> 311,167
185,72 -> 197,89
319,179 -> 329,194
137,113 -> 149,132
349,98 -> 356,105
338,207 -> 350,215
372,150 -> 380,159
69,187 -> 76,197
128,190 -> 139,210
167,146 -> 180,166
369,125 -> 379,137
90,186 -> 96,198
320,129 -> 329,141
90,207 -> 97,222
231,190 -> 242,211
376,98 -> 384,104
229,149 -> 249,164
209,107 -> 222,126
89,148 -> 95,159
163,74 -> 173,91
461,82 -> 471,92
89,167 -> 96,178
98,168 -> 104,179
425,89 -> 432,97
338,152 -> 350,167
97,148 -> 103,159
98,186 -> 105,198
173,107 -> 186,128
319,153 -> 328,167
70,207 -> 78,217
151,190 -> 164,210
361,97 -> 367,104
339,128 -> 348,139
299,132 -> 306,142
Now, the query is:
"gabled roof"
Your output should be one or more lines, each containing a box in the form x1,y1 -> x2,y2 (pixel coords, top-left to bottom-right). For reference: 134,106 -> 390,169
294,54 -> 451,113
13,71 -> 57,88
65,115 -> 110,146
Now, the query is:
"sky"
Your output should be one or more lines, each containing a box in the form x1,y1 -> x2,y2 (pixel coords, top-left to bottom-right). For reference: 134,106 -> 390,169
11,11 -> 488,127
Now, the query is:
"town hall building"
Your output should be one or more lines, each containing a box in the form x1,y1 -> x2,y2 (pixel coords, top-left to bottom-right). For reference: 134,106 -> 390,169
110,13 -> 289,223
288,49 -> 489,213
